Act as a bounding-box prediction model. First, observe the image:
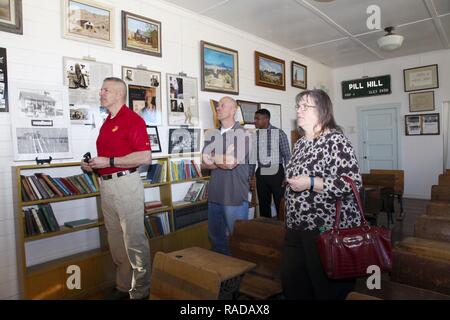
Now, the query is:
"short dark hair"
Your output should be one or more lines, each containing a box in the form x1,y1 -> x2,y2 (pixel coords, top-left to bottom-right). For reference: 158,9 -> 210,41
255,108 -> 271,119
103,77 -> 127,102
295,89 -> 341,136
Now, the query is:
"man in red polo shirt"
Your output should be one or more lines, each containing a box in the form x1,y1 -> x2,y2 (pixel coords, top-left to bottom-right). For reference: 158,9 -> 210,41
81,77 -> 152,300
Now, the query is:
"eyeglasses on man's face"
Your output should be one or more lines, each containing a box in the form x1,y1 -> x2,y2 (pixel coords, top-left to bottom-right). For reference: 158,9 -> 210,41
295,103 -> 316,111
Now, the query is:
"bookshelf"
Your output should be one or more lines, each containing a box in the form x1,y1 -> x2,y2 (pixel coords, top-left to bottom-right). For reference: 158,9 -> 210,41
12,162 -> 115,300
13,154 -> 257,299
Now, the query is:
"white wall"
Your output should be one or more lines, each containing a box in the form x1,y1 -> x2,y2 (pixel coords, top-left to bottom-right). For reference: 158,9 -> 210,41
332,49 -> 450,199
0,0 -> 332,299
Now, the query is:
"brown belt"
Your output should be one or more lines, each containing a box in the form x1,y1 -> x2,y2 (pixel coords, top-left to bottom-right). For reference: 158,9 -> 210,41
101,169 -> 137,181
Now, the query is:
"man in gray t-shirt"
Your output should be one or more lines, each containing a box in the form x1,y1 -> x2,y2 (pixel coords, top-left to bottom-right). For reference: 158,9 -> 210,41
202,96 -> 255,255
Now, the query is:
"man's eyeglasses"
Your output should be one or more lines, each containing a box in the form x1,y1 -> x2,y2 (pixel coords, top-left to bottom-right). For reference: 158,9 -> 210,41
295,103 -> 316,111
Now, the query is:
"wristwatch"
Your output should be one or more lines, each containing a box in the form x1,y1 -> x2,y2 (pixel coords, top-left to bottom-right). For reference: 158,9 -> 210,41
109,157 -> 115,168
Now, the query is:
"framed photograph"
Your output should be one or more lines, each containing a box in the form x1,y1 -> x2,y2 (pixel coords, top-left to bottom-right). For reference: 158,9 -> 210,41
291,61 -> 307,89
237,100 -> 259,125
403,64 -> 439,92
0,47 -> 8,112
259,103 -> 281,128
405,113 -> 440,136
122,11 -> 161,57
167,74 -> 199,126
62,0 -> 114,47
201,41 -> 239,95
122,66 -> 162,126
168,128 -> 201,154
255,51 -> 285,91
409,91 -> 434,112
0,0 -> 22,34
147,126 -> 161,153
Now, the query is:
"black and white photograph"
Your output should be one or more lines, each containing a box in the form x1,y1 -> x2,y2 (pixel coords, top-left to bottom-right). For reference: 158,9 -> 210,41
147,126 -> 161,153
16,127 -> 69,154
18,89 -> 64,119
0,47 -> 8,112
168,128 -> 201,154
122,66 -> 161,126
64,57 -> 113,126
405,115 -> 421,136
167,74 -> 199,126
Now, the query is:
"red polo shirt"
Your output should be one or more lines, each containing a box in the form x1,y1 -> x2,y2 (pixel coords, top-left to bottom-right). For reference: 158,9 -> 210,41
96,105 -> 151,176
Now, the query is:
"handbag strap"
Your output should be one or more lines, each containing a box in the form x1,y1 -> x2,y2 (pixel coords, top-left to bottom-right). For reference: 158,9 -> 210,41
333,175 -> 369,230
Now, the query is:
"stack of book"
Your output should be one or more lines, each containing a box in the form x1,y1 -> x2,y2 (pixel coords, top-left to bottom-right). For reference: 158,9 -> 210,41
170,160 -> 202,181
20,173 -> 97,201
144,212 -> 170,238
139,160 -> 167,184
23,204 -> 60,236
183,181 -> 208,202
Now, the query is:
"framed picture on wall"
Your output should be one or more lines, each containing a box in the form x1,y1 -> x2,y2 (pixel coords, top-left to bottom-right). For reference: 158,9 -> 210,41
403,64 -> 439,92
201,41 -> 239,95
121,11 -> 161,57
237,100 -> 259,125
62,0 -> 115,47
0,0 -> 22,34
147,126 -> 161,153
259,103 -> 281,128
291,61 -> 307,89
0,47 -> 9,112
255,51 -> 285,91
409,91 -> 434,112
405,113 -> 439,136
167,74 -> 199,126
168,128 -> 201,154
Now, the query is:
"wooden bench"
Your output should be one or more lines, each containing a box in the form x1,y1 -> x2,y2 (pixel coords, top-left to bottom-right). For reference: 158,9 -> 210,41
431,185 -> 450,201
427,201 -> 450,218
229,218 -> 285,299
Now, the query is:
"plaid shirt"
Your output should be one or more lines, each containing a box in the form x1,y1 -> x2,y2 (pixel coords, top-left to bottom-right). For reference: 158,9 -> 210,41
256,124 -> 291,168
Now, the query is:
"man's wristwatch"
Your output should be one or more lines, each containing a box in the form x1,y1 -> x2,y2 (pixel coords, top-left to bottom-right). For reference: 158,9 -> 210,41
109,157 -> 115,168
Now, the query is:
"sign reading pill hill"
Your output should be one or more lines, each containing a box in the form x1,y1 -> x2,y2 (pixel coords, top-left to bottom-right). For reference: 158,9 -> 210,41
342,75 -> 391,99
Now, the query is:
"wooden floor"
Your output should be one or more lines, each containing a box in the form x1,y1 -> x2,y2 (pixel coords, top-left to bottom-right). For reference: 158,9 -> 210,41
83,198 -> 430,300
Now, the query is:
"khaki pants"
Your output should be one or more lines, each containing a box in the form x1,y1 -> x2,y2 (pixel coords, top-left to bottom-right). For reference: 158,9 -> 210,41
100,171 -> 151,299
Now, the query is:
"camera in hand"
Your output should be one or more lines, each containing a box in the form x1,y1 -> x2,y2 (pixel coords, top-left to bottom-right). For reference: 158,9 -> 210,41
83,152 -> 91,163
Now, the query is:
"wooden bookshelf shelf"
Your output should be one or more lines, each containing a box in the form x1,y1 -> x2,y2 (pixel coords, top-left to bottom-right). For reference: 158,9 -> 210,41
21,192 -> 100,206
143,181 -> 170,188
144,206 -> 171,216
24,219 -> 105,243
171,176 -> 210,184
173,200 -> 208,210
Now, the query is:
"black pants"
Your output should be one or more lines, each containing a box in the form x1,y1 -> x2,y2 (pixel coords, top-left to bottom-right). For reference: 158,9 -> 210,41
281,228 -> 355,300
256,165 -> 285,218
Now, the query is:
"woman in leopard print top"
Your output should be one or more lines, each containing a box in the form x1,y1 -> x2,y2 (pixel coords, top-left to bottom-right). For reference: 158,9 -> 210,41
282,89 -> 362,300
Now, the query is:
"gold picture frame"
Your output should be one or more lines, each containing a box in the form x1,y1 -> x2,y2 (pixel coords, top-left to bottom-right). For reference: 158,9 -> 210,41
122,11 -> 161,57
255,51 -> 285,91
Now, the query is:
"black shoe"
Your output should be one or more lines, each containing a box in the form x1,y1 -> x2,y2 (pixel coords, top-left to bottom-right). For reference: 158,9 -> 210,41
104,288 -> 130,300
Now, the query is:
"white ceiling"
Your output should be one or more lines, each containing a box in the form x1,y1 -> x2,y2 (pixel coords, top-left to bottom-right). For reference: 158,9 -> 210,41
161,0 -> 450,68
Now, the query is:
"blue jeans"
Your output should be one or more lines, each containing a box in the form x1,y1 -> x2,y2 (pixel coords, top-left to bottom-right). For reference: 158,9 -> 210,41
208,201 -> 249,255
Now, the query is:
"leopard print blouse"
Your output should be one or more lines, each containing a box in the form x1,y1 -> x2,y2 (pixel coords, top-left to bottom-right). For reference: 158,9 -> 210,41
285,130 -> 362,231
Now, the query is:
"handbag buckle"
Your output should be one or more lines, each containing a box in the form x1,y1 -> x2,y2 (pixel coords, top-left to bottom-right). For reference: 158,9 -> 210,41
342,235 -> 363,248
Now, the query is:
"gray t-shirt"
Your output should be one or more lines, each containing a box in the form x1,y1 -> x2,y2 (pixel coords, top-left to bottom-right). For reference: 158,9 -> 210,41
203,122 -> 254,205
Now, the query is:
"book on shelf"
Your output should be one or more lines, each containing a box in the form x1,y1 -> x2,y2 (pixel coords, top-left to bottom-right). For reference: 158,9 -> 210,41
144,212 -> 170,238
144,200 -> 163,210
64,218 -> 96,228
23,204 -> 60,236
183,182 -> 205,202
139,160 -> 167,184
170,160 -> 202,181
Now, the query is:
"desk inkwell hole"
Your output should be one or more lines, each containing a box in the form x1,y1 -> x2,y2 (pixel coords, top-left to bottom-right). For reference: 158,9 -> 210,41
175,255 -> 183,259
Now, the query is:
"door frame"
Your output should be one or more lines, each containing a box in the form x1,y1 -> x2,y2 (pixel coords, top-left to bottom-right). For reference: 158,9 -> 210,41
357,103 -> 402,172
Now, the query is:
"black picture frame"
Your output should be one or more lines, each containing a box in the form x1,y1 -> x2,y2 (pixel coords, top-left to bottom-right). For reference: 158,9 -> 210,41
237,100 -> 259,125
0,47 -> 8,112
168,128 -> 201,154
147,126 -> 161,153
0,0 -> 23,35
405,113 -> 440,136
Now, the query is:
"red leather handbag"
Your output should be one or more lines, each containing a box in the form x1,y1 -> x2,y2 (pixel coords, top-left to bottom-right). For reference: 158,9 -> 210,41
316,176 -> 392,279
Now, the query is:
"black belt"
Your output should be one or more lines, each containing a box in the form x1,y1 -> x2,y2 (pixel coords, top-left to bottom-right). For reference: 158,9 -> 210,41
101,169 -> 137,181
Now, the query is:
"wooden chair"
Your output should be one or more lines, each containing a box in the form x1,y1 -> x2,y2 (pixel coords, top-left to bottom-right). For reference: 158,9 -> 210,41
361,173 -> 396,228
370,169 -> 404,220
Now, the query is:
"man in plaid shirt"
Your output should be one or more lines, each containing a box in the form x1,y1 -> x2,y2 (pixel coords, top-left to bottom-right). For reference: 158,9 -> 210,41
253,109 -> 291,218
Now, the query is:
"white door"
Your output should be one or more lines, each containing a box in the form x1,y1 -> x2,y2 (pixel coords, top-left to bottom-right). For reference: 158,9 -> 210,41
358,106 -> 399,173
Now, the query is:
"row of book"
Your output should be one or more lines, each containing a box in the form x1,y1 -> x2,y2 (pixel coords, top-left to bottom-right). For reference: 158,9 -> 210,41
21,173 -> 98,202
144,212 -> 171,238
23,204 -> 60,236
170,160 -> 202,181
183,181 -> 208,202
139,160 -> 168,184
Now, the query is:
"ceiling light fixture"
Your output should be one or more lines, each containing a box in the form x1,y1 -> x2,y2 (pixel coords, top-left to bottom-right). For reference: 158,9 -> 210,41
377,26 -> 404,51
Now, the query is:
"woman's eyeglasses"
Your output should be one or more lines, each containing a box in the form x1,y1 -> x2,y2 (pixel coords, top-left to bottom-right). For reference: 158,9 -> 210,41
295,103 -> 316,111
